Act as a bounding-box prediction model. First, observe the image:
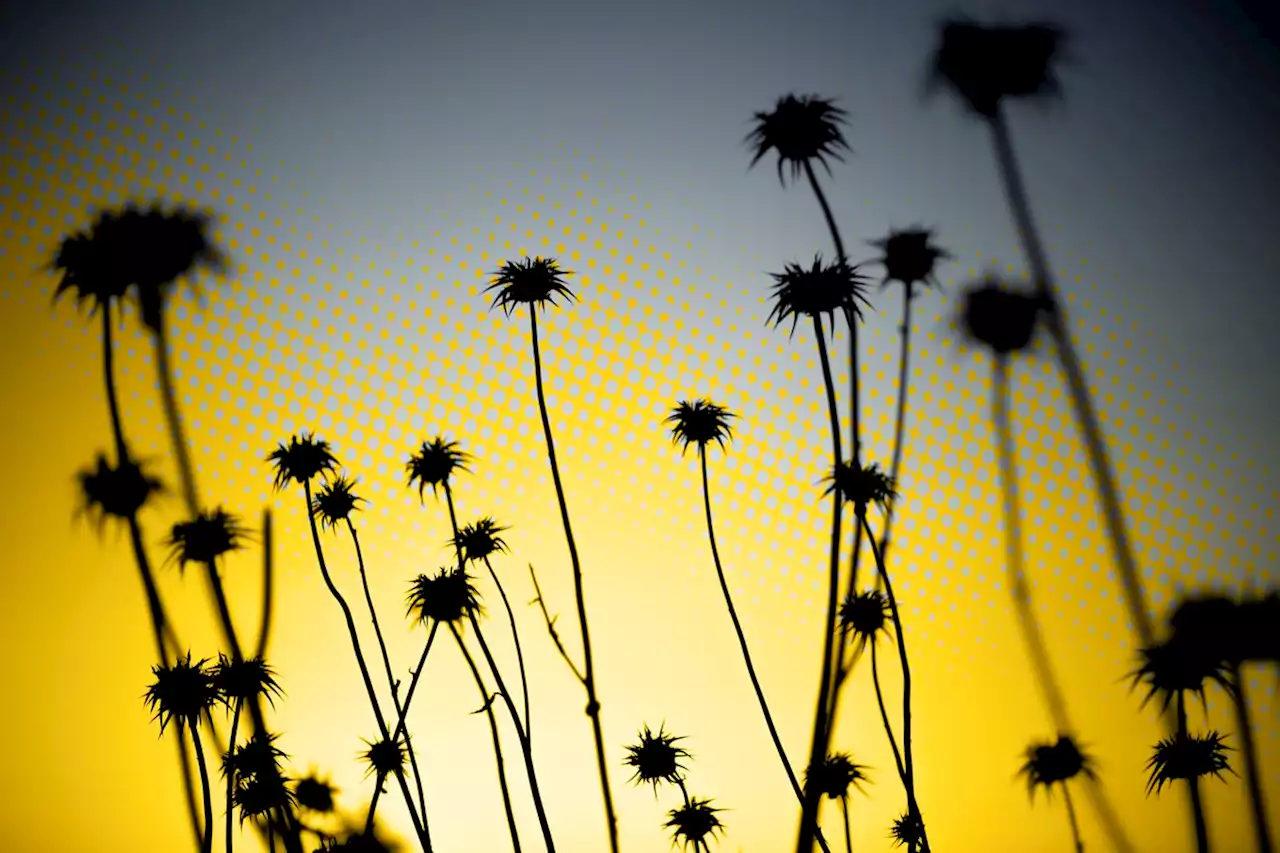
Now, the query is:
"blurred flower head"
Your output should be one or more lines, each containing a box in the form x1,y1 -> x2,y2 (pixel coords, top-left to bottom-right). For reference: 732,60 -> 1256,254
823,460 -> 896,513
1020,735 -> 1095,798
805,752 -> 870,800
167,508 -> 248,569
451,517 -> 510,565
869,227 -> 951,292
840,590 -> 893,647
890,812 -> 926,850
931,20 -> 1066,120
78,453 -> 163,528
405,436 -> 471,501
311,475 -> 365,531
293,772 -> 339,814
957,275 -> 1046,357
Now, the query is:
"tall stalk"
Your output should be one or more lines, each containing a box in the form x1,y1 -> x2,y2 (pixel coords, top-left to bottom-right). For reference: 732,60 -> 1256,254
301,480 -> 429,849
987,105 -> 1152,649
467,613 -> 559,853
862,515 -> 929,853
697,444 -> 832,853
347,520 -> 429,822
226,698 -> 244,853
1228,665 -> 1273,853
527,306 -> 616,852
795,314 -> 845,853
150,314 -> 200,518
190,723 -> 215,853
1176,692 -> 1211,853
1063,785 -> 1084,853
878,283 -> 918,561
482,554 -> 532,746
451,623 -> 523,853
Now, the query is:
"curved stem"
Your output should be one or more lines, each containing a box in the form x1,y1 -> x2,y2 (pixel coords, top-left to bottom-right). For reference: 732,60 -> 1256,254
992,359 -> 1071,734
862,514 -> 929,853
254,509 -> 275,661
190,724 -> 214,853
302,482 -> 428,849
226,698 -> 243,853
1176,693 -> 1211,853
483,555 -> 532,750
101,308 -> 128,459
150,315 -> 199,518
451,623 -> 524,853
871,638 -> 907,786
1229,665 -> 1273,853
840,796 -> 852,853
795,314 -> 845,853
347,521 -> 430,827
528,306 -> 615,853
1063,784 -> 1083,853
879,285 -> 916,561
698,446 -> 831,853
988,107 -> 1151,650
468,613 -> 558,853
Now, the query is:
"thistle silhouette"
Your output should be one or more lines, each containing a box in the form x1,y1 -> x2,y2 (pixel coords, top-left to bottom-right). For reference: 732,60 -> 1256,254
804,753 -> 870,853
486,255 -> 613,853
665,797 -> 726,853
1021,736 -> 1097,852
623,724 -> 691,796
213,655 -> 284,851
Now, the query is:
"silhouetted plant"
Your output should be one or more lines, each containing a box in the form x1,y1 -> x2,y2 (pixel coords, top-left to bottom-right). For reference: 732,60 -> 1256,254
624,723 -> 691,797
665,797 -> 726,853
295,774 -> 339,815
145,653 -> 220,853
890,812 -> 926,851
486,255 -> 615,853
804,753 -> 870,853
213,655 -> 284,851
931,17 -> 1153,651
1021,736 -> 1096,852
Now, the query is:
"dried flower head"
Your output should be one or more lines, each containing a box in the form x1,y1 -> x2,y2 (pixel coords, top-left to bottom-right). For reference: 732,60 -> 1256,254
664,796 -> 726,850
406,437 -> 471,501
823,460 -> 896,512
1146,731 -> 1233,795
311,475 -> 365,531
1020,735 -> 1095,798
143,652 -> 218,734
805,752 -> 871,800
78,453 -> 163,527
1130,636 -> 1230,714
840,590 -> 893,646
666,399 -> 736,456
932,20 -> 1066,120
212,654 -> 284,708
623,723 -> 691,795
870,227 -> 951,292
360,736 -> 407,781
293,773 -> 339,814
451,517 -> 510,565
746,93 -> 850,186
406,568 -> 483,625
268,433 -> 339,492
167,507 -> 247,570
486,257 -> 576,316
958,276 -> 1046,357
890,812 -> 926,849
767,256 -> 872,338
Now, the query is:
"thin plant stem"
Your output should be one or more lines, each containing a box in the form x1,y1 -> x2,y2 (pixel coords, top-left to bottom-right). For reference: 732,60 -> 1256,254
101,308 -> 128,459
841,796 -> 852,853
1176,692 -> 1211,853
467,612 -> 558,853
482,555 -> 532,748
1229,665 -> 1273,853
301,481 -> 428,849
871,638 -> 907,786
190,724 -> 215,853
527,306 -> 616,853
254,509 -> 275,661
1063,784 -> 1083,853
987,105 -> 1152,650
878,283 -> 917,561
151,315 -> 199,518
992,358 -> 1071,734
862,514 -> 929,853
697,445 -> 832,853
347,520 -> 430,826
795,314 -> 845,853
226,698 -> 243,853
527,563 -> 585,684
451,622 -> 524,853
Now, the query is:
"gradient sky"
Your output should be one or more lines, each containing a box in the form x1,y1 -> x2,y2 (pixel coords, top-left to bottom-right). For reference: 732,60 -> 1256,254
2,1 -> 1278,850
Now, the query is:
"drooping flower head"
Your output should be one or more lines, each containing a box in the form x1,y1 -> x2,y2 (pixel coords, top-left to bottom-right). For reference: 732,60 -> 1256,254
78,453 -> 163,528
268,433 -> 339,492
311,475 -> 365,531
666,399 -> 736,457
486,257 -> 576,317
451,517 -> 510,565
805,752 -> 870,801
823,460 -> 896,514
746,94 -> 850,186
623,723 -> 691,795
931,20 -> 1067,120
767,256 -> 871,338
1020,735 -> 1095,799
869,227 -> 951,293
168,508 -> 248,569
406,567 -> 483,625
405,436 -> 471,501
1146,732 -> 1233,795
664,796 -> 726,850
143,652 -> 218,734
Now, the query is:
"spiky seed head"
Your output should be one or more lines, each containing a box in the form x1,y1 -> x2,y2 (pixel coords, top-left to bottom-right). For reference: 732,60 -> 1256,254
268,433 -> 339,491
143,652 -> 218,734
211,654 -> 284,707
805,752 -> 871,800
294,774 -> 339,814
766,255 -> 871,338
78,453 -> 163,527
311,475 -> 365,530
1130,636 -> 1230,713
840,590 -> 893,643
746,93 -> 850,186
932,20 -> 1067,120
664,796 -> 726,850
1146,731 -> 1233,795
666,399 -> 736,456
168,508 -> 247,569
405,437 -> 471,500
870,227 -> 952,291
360,736 -> 407,780
958,276 -> 1046,357
890,812 -> 926,849
623,723 -> 691,794
485,256 -> 576,316
406,567 -> 483,625
1020,735 -> 1095,798
823,460 -> 896,512
451,517 -> 510,564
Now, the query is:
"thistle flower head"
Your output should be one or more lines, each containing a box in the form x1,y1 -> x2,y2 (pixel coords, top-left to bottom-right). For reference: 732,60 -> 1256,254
268,433 -> 339,492
1020,735 -> 1095,798
167,508 -> 247,569
767,255 -> 871,337
49,223 -> 129,317
1130,636 -> 1229,713
666,399 -> 736,456
869,227 -> 951,292
746,93 -> 849,186
805,752 -> 870,800
78,453 -> 163,527
486,256 -> 576,316
224,732 -> 294,825
143,652 -> 218,734
405,436 -> 471,501
931,20 -> 1067,120
293,773 -> 339,814
311,475 -> 365,531
890,812 -> 926,849
840,590 -> 893,646
957,275 -> 1046,357
451,517 -> 510,565
623,723 -> 690,794
1146,731 -> 1233,795
823,460 -> 896,512
359,736 -> 407,781
664,796 -> 725,850
212,654 -> 284,707
406,567 -> 483,625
